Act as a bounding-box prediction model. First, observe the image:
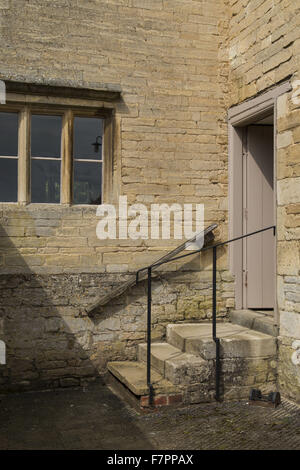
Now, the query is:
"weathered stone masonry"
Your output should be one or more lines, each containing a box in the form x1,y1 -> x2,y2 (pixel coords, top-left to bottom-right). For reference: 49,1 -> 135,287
0,206 -> 234,392
228,0 -> 300,402
0,0 -> 299,401
0,0 -> 233,392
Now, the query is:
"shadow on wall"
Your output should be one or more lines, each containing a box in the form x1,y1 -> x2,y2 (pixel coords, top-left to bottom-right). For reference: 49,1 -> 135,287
0,220 -> 102,392
89,244 -> 227,328
0,215 -> 228,393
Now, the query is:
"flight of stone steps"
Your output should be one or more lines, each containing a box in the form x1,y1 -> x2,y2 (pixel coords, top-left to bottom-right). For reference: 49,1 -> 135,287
107,315 -> 277,409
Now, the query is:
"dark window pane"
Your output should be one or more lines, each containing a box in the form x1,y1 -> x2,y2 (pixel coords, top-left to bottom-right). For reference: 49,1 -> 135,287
74,117 -> 103,160
0,112 -> 18,156
73,161 -> 102,204
31,115 -> 61,158
0,158 -> 18,202
31,159 -> 60,203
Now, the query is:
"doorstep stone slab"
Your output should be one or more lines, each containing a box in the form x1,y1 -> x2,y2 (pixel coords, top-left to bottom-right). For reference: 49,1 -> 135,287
230,310 -> 278,337
229,310 -> 260,329
167,322 -> 276,359
253,316 -> 278,337
167,323 -> 245,351
187,331 -> 276,360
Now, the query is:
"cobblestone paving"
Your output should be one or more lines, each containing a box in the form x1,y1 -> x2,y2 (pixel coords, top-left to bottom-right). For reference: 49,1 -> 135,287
0,382 -> 299,450
135,399 -> 300,450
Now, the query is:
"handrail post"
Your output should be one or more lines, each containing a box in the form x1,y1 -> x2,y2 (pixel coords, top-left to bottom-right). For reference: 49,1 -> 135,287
147,267 -> 153,405
213,246 -> 217,339
212,246 -> 221,402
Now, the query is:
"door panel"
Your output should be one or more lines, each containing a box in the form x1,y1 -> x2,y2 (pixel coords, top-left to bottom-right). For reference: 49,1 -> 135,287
244,125 -> 274,309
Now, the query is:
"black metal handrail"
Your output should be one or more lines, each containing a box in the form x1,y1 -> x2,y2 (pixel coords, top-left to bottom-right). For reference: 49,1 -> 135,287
86,224 -> 217,316
140,225 -> 276,404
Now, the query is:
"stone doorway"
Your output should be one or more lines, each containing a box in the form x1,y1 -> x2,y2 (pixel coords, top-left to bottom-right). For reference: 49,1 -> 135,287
228,82 -> 291,324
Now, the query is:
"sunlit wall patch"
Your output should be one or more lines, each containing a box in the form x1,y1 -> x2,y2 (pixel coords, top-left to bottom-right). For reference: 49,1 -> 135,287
0,80 -> 5,104
291,79 -> 300,106
292,340 -> 300,366
0,340 -> 5,365
96,196 -> 205,247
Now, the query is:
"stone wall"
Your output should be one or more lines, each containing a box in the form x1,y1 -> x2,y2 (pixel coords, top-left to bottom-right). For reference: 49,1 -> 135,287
228,0 -> 300,402
228,0 -> 299,105
1,0 -> 298,400
277,93 -> 300,403
0,1 -> 233,391
0,267 -> 234,392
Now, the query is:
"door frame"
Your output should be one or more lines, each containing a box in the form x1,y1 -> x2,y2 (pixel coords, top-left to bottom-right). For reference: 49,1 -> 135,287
227,81 -> 291,326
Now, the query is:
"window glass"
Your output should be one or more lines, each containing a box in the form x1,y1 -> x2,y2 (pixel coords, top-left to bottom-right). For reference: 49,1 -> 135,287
73,161 -> 102,204
74,117 -> 103,160
0,112 -> 18,202
0,110 -> 106,205
0,112 -> 18,156
31,115 -> 61,158
0,159 -> 18,202
31,115 -> 62,203
73,116 -> 103,205
31,159 -> 61,204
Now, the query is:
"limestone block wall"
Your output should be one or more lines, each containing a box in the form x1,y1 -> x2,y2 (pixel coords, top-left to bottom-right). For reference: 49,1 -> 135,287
0,1 -> 233,391
228,0 -> 300,402
0,269 -> 235,392
0,204 -> 234,392
277,93 -> 300,403
228,0 -> 299,105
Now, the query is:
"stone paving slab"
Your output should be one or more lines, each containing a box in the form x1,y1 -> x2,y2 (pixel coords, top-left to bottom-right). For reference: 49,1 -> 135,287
0,382 -> 299,450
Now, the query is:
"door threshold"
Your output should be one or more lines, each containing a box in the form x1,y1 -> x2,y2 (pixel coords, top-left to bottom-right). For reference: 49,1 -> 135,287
229,309 -> 278,337
252,309 -> 274,318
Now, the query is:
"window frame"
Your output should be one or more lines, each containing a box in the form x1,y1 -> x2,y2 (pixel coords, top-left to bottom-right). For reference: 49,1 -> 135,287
0,88 -> 117,206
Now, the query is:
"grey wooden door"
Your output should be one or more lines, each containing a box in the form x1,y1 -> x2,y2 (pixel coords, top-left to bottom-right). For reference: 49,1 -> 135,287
243,125 -> 275,309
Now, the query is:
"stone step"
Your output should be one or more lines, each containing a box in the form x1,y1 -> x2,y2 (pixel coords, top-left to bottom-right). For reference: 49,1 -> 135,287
138,342 -> 211,385
229,310 -> 278,337
107,360 -> 177,396
167,322 -> 276,360
138,342 -> 181,375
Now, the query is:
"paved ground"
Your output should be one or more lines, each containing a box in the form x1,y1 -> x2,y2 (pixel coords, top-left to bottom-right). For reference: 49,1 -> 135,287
0,381 -> 299,450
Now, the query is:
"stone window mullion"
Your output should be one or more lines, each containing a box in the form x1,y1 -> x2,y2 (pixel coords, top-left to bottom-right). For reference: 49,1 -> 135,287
61,109 -> 73,205
102,115 -> 113,204
18,106 -> 31,205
